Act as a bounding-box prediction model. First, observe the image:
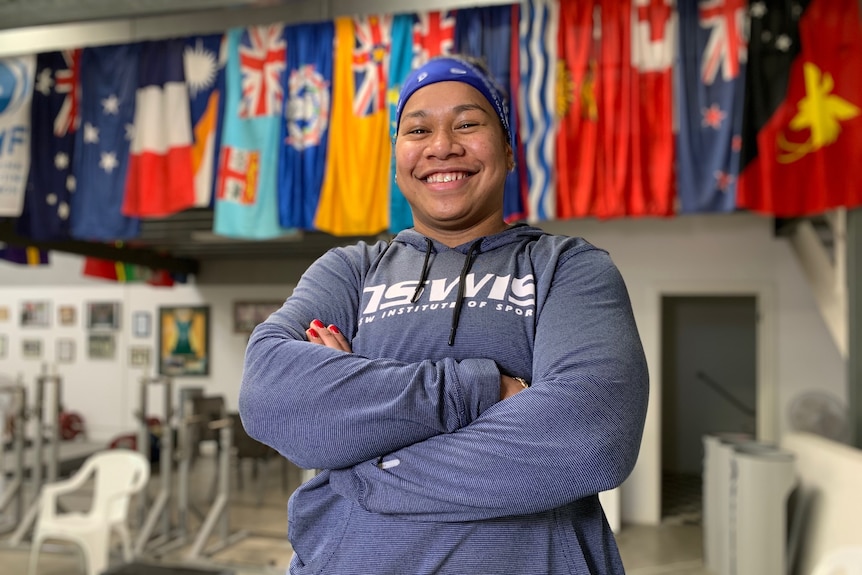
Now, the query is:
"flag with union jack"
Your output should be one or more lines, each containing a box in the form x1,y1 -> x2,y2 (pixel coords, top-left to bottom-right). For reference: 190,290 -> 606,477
676,0 -> 748,213
316,16 -> 390,236
214,25 -> 290,239
17,50 -> 80,241
413,10 -> 456,68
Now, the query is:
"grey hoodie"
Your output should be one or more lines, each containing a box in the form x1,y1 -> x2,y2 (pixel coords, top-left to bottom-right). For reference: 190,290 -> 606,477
240,224 -> 649,574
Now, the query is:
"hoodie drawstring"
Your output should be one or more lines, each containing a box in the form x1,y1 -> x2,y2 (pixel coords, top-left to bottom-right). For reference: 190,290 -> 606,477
411,237 -> 434,303
449,238 -> 482,346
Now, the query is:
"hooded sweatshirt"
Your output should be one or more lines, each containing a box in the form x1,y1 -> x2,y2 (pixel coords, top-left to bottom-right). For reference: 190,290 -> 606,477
239,224 -> 649,575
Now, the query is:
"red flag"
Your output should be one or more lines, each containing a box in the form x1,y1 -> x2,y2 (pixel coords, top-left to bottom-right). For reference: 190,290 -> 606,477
738,0 -> 862,216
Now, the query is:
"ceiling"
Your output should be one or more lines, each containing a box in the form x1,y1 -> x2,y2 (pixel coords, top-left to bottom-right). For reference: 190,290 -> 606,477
0,0 -> 388,272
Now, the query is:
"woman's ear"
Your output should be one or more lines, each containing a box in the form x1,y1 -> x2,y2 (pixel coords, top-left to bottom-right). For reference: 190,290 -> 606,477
506,144 -> 516,172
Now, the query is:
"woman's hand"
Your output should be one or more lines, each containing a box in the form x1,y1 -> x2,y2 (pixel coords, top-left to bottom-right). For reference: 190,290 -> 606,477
500,375 -> 528,400
306,319 -> 352,353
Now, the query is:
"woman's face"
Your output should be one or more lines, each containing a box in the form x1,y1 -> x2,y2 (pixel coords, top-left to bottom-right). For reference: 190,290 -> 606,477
395,81 -> 513,243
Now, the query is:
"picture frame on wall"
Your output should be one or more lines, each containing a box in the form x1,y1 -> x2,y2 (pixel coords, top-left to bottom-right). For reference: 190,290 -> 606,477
56,338 -> 75,363
0,335 -> 6,358
88,333 -> 116,360
21,301 -> 50,327
58,305 -> 77,326
233,301 -> 282,334
132,311 -> 151,338
87,301 -> 121,330
22,338 -> 42,359
0,306 -> 8,322
158,306 -> 210,377
130,346 -> 151,368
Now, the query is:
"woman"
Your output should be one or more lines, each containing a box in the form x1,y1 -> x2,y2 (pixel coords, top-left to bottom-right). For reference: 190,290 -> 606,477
239,55 -> 649,574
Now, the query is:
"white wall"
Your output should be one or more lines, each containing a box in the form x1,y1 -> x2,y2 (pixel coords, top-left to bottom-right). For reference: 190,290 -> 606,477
0,213 -> 846,526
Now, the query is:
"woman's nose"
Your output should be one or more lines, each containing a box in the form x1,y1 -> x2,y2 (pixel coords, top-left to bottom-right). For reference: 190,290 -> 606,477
426,129 -> 462,158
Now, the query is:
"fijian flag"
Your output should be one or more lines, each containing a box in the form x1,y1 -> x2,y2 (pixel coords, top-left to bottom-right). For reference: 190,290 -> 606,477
70,44 -> 140,241
18,50 -> 80,240
277,21 -> 334,230
676,0 -> 748,213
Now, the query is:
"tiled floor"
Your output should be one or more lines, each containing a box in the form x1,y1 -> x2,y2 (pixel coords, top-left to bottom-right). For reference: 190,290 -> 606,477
0,453 -> 710,574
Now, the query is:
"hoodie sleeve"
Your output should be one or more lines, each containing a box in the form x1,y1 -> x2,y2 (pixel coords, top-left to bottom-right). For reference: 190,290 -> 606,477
328,248 -> 649,521
238,245 -> 500,471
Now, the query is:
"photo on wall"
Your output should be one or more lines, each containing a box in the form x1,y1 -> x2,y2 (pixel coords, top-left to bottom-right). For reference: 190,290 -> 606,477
88,333 -> 116,360
87,301 -> 121,330
0,335 -> 6,358
22,338 -> 42,359
58,305 -> 77,326
56,338 -> 75,363
158,306 -> 210,377
130,346 -> 152,368
233,301 -> 282,334
20,301 -> 50,327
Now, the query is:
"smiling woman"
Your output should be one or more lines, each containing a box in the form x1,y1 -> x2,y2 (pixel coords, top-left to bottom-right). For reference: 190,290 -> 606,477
239,54 -> 649,575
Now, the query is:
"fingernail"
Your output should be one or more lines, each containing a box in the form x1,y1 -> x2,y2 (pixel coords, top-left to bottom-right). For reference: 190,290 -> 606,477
312,319 -> 325,328
307,329 -> 319,338
328,325 -> 340,334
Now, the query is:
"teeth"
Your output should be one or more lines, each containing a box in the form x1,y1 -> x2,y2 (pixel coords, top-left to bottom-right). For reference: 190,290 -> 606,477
426,172 -> 466,183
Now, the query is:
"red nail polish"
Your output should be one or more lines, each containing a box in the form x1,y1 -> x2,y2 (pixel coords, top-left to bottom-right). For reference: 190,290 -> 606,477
312,319 -> 325,328
328,325 -> 340,334
308,329 -> 319,338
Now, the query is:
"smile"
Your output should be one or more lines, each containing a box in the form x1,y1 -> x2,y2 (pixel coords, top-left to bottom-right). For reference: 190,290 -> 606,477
424,172 -> 471,183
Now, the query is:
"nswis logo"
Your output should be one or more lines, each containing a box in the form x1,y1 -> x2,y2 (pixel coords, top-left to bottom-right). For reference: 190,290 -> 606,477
0,59 -> 32,156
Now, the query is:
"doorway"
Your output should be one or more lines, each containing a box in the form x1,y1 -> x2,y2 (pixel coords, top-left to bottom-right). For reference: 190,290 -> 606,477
660,295 -> 758,523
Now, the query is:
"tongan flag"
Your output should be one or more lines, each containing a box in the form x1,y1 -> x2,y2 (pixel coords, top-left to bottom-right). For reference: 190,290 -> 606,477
387,13 -> 417,234
18,50 -> 80,240
519,0 -> 559,222
455,5 -> 526,222
0,55 -> 35,217
70,44 -> 140,241
277,21 -> 334,230
214,25 -> 288,239
676,0 -> 748,213
184,33 -> 226,208
124,39 -> 196,218
315,16 -> 392,236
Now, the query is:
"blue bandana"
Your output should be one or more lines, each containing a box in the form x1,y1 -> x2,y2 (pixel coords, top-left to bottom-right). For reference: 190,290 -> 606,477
395,56 -> 511,143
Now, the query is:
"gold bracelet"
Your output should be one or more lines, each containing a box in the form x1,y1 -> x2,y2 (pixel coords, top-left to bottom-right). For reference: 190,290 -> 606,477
513,376 -> 530,389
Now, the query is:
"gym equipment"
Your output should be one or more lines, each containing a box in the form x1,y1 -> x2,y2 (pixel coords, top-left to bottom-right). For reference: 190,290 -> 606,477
0,377 -> 27,534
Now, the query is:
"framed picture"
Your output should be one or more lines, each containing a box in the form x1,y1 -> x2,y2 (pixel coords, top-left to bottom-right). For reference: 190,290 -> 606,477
0,335 -> 6,358
158,306 -> 210,377
87,301 -> 121,330
0,306 -> 8,322
88,333 -> 115,360
130,346 -> 152,367
21,301 -> 50,327
132,311 -> 151,338
233,300 -> 282,333
58,305 -> 77,326
56,338 -> 75,363
22,338 -> 42,359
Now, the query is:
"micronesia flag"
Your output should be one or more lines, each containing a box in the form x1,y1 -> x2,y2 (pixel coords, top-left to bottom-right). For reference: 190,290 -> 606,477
455,5 -> 526,222
214,25 -> 287,239
184,33 -> 226,208
277,21 -> 333,230
386,13 -> 417,234
0,54 -> 35,218
18,50 -> 80,240
676,0 -> 748,213
124,39 -> 196,218
71,44 -> 140,241
519,0 -> 559,223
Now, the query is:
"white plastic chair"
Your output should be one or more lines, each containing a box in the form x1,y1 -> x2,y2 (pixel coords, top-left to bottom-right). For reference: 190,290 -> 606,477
29,449 -> 151,575
811,546 -> 862,575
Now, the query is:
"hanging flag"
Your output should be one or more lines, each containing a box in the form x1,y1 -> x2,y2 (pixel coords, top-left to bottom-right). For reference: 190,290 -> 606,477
627,0 -> 677,217
738,0 -> 862,216
455,6 -> 526,222
387,13 -> 418,234
277,21 -> 334,230
124,39 -> 196,218
0,244 -> 49,265
519,0 -> 559,222
70,44 -> 140,241
0,55 -> 36,217
676,0 -> 748,213
17,50 -> 80,240
214,25 -> 289,239
556,0 -> 600,218
315,16 -> 392,236
184,33 -> 226,208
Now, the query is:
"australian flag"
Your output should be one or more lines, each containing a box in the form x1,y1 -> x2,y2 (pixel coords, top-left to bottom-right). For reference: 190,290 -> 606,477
676,0 -> 748,213
70,44 -> 140,241
17,50 -> 80,240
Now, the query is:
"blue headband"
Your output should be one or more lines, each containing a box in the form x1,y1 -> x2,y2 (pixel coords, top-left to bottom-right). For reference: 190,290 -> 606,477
395,56 -> 511,143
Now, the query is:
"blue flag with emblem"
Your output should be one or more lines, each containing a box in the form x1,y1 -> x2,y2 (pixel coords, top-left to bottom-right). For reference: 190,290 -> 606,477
277,21 -> 334,230
70,44 -> 140,241
676,0 -> 748,213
